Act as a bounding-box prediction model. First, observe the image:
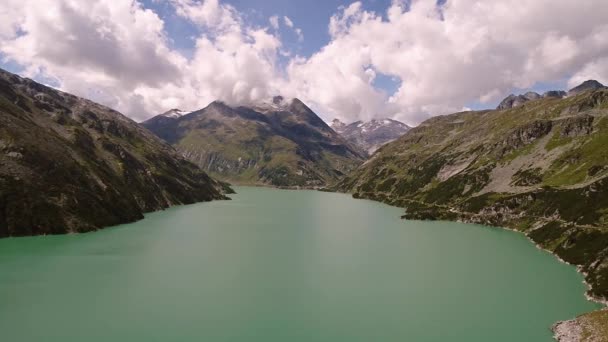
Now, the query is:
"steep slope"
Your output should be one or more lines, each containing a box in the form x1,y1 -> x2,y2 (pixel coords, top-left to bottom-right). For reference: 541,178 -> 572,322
143,96 -> 364,187
569,80 -> 606,96
331,118 -> 411,154
335,83 -> 608,304
0,68 -> 231,237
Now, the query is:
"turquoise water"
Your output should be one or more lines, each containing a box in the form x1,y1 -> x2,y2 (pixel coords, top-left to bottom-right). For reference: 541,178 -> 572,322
0,187 -> 600,341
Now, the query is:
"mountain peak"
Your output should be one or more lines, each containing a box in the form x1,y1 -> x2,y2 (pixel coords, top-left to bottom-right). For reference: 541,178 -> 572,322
497,91 -> 547,110
331,118 -> 410,154
568,80 -> 606,96
161,109 -> 189,118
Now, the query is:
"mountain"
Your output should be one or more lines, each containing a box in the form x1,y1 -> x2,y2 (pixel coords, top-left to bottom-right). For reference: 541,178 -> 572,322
568,79 -> 606,96
331,118 -> 411,154
143,96 -> 365,187
0,68 -> 231,237
497,81 -> 606,111
497,91 -> 569,110
334,81 -> 608,309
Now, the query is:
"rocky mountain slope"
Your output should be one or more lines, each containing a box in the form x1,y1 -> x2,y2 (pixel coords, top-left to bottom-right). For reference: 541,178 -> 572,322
497,90 -> 565,110
143,96 -> 364,187
331,118 -> 411,154
0,68 -> 231,237
334,82 -> 608,315
496,80 -> 606,111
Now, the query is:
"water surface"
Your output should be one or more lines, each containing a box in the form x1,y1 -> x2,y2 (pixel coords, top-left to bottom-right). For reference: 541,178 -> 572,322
0,187 -> 600,341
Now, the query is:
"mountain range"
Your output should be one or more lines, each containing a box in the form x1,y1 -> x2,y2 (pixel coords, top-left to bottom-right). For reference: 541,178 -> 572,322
330,118 -> 411,154
1,65 -> 608,339
0,68 -> 231,237
143,96 -> 365,187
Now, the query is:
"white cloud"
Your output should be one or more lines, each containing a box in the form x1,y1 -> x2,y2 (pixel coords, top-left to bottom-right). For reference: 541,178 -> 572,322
282,15 -> 303,42
283,16 -> 294,28
269,15 -> 279,30
1,0 -> 608,125
294,28 -> 303,42
0,0 -> 282,121
285,0 -> 608,124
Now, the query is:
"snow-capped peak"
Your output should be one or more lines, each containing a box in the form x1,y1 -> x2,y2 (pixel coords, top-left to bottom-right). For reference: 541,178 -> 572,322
330,117 -> 411,154
162,109 -> 190,118
254,95 -> 292,113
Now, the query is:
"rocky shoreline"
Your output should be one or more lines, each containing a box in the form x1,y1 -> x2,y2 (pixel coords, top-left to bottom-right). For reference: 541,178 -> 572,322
552,309 -> 608,342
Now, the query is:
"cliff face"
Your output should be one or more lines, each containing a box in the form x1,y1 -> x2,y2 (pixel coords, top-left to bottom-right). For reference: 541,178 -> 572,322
143,97 -> 364,188
335,85 -> 608,302
0,68 -> 231,237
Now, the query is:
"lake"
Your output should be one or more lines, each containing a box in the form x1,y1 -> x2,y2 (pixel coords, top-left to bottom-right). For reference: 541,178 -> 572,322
0,187 -> 600,341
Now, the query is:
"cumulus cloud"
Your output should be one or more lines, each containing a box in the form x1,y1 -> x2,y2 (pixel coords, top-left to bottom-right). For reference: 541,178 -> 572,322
1,0 -> 608,125
0,0 -> 282,121
282,0 -> 608,124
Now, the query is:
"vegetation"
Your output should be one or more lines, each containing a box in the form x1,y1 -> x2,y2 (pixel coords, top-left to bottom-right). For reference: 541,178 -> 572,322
0,68 -> 230,237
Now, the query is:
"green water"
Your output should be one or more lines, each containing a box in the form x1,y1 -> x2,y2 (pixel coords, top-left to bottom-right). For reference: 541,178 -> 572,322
0,187 -> 600,341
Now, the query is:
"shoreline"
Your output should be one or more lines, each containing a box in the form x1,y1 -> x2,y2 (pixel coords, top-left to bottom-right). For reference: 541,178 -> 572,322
342,191 -> 608,341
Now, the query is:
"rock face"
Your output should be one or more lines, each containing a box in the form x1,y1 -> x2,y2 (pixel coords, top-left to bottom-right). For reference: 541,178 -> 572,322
331,118 -> 411,154
544,90 -> 568,99
335,86 -> 608,306
143,97 -> 364,187
497,92 -> 543,110
497,80 -> 605,111
0,68 -> 231,237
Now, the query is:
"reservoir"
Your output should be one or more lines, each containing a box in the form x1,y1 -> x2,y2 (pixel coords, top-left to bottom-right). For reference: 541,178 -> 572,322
0,187 -> 600,341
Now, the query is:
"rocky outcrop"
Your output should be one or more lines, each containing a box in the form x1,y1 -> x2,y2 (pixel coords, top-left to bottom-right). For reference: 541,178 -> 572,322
497,92 -> 541,110
0,67 -> 231,237
497,80 -> 606,111
544,90 -> 568,99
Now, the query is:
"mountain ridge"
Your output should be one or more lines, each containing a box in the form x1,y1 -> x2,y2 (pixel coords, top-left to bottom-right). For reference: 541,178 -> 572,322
497,80 -> 606,110
143,97 -> 365,187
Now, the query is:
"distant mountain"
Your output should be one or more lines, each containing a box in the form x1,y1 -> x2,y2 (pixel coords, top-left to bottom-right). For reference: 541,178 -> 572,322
143,96 -> 364,187
0,68 -> 231,237
331,118 -> 411,154
140,108 -> 192,142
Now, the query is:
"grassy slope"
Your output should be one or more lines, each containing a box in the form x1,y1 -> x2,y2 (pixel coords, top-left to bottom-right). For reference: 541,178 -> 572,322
0,69 -> 230,237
